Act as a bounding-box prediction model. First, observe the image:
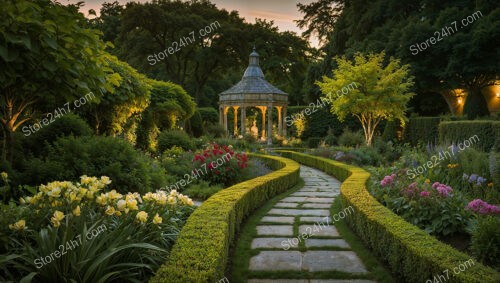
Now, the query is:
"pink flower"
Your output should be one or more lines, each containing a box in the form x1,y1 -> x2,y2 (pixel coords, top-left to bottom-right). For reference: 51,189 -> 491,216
420,191 -> 430,197
467,199 -> 500,215
380,174 -> 396,187
430,182 -> 453,197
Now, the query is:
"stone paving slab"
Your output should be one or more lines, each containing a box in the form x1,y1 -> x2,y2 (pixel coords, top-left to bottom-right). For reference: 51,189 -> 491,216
305,239 -> 350,249
251,238 -> 296,249
299,225 -> 339,237
268,209 -> 330,216
292,192 -> 338,197
302,203 -> 332,209
275,202 -> 299,208
281,197 -> 308,202
261,216 -> 295,224
304,197 -> 335,203
257,225 -> 294,236
303,251 -> 368,273
300,216 -> 332,223
249,251 -> 302,271
300,187 -> 337,192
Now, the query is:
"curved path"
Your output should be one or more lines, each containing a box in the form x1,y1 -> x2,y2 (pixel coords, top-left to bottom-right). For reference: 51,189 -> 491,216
246,165 -> 377,283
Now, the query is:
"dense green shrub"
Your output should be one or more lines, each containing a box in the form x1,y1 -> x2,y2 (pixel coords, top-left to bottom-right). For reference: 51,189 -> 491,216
338,128 -> 364,147
323,128 -> 337,146
151,154 -> 300,282
382,120 -> 401,142
471,216 -> 500,269
278,151 -> 499,283
204,123 -> 227,138
198,107 -> 219,124
21,136 -> 167,194
23,114 -> 93,156
186,110 -> 203,137
184,180 -> 223,200
404,117 -> 441,146
307,137 -> 321,148
157,130 -> 194,152
439,121 -> 499,152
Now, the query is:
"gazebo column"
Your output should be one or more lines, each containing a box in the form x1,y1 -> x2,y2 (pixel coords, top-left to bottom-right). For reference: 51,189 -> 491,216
223,106 -> 229,134
267,104 -> 273,144
219,106 -> 223,125
233,106 -> 239,136
276,106 -> 282,136
240,107 -> 246,135
260,106 -> 266,140
283,106 -> 287,137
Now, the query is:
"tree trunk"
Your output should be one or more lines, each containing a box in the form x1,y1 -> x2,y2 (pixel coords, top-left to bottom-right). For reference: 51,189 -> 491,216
463,86 -> 489,119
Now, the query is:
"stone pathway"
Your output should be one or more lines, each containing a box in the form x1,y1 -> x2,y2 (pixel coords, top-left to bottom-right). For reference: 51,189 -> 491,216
247,165 -> 376,283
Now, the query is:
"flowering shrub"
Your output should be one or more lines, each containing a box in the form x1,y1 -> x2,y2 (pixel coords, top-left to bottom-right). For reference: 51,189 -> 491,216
192,143 -> 249,186
0,176 -> 194,282
369,171 -> 472,236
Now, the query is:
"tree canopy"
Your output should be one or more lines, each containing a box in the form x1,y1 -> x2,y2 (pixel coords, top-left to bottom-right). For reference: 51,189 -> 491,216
0,0 -> 109,162
317,52 -> 414,146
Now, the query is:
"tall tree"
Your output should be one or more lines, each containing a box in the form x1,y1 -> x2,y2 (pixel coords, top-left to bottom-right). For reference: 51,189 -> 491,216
0,0 -> 109,163
317,52 -> 414,146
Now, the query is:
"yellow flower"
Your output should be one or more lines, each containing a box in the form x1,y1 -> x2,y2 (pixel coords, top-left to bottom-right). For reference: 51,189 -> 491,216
19,197 -> 26,204
108,190 -> 122,200
51,211 -> 65,228
167,196 -> 177,205
116,199 -> 127,211
9,220 -> 26,231
105,206 -> 115,216
488,182 -> 494,188
425,179 -> 430,184
136,211 -> 148,223
126,198 -> 138,211
96,194 -> 107,206
47,187 -> 61,198
153,213 -> 162,225
73,205 -> 81,216
100,176 -> 111,185
115,211 -> 122,216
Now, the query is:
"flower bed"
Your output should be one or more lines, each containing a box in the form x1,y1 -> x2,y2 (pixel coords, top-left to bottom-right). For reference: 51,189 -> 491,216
0,176 -> 194,282
277,150 -> 499,282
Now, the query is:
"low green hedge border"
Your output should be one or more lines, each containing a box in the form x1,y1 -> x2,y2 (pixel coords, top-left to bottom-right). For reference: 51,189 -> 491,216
150,153 -> 300,283
277,150 -> 499,283
438,120 -> 500,152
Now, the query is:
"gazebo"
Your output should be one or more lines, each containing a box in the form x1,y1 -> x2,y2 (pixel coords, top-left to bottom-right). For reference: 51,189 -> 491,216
219,48 -> 288,144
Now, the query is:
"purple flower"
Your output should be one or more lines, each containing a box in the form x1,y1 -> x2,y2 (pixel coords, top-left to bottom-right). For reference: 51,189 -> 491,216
477,176 -> 486,185
469,174 -> 478,183
432,182 -> 440,189
420,191 -> 430,197
408,182 -> 418,189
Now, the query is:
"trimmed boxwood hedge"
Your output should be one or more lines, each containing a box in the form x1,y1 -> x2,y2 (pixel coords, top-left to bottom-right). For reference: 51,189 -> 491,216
439,121 -> 500,152
277,150 -> 499,283
150,153 -> 300,283
404,117 -> 441,146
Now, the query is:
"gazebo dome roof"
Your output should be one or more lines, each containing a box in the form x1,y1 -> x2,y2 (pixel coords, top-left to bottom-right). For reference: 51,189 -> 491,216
220,48 -> 287,96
